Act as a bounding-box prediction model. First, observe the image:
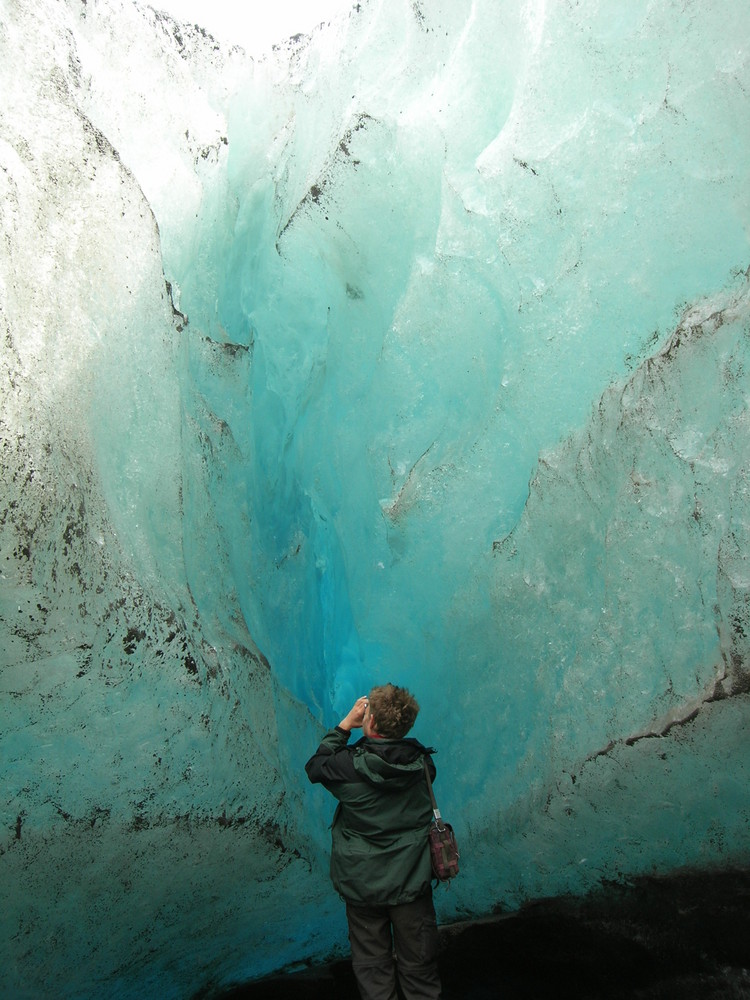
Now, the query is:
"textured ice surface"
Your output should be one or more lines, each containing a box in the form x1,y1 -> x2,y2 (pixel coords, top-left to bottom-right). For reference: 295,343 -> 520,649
1,0 -> 749,997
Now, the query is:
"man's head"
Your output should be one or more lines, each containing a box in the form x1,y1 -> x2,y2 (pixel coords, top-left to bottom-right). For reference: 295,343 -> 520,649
365,684 -> 420,739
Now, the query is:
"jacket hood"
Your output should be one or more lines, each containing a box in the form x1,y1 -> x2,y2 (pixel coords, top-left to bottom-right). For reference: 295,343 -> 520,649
351,737 -> 434,786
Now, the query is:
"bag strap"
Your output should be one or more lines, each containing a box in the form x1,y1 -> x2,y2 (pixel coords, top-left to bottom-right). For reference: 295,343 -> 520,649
423,756 -> 445,830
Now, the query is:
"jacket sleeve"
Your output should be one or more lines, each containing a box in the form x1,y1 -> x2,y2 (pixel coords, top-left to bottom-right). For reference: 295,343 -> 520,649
305,726 -> 358,785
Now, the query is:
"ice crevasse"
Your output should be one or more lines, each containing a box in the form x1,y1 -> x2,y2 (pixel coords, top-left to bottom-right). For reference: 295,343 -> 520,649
1,0 -> 749,997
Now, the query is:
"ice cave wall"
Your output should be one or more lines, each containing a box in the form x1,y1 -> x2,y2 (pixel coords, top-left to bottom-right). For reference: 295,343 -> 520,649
1,0 -> 749,998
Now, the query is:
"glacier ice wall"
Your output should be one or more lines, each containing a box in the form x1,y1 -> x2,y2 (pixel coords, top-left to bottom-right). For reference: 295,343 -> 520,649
1,0 -> 749,997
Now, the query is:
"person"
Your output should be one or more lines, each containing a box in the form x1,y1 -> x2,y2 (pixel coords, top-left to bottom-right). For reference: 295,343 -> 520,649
305,683 -> 442,1000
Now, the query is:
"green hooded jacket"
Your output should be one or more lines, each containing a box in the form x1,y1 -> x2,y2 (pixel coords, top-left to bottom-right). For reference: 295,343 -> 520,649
306,726 -> 436,906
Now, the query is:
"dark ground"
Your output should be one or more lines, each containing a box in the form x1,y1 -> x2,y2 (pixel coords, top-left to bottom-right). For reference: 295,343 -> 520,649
211,867 -> 750,999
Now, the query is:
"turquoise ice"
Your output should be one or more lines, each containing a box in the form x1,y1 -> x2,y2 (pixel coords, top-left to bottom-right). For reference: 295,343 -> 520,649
1,0 -> 749,997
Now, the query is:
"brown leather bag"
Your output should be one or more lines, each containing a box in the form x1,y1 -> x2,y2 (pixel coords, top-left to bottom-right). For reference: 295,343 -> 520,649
423,757 -> 460,882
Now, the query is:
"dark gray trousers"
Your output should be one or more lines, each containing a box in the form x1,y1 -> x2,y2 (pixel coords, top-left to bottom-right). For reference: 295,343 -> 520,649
345,891 -> 442,1000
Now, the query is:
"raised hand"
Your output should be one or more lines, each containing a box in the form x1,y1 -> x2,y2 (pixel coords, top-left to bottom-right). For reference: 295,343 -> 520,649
339,695 -> 369,732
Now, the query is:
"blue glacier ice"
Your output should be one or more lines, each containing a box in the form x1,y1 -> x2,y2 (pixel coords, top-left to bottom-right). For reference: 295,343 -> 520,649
1,0 -> 749,997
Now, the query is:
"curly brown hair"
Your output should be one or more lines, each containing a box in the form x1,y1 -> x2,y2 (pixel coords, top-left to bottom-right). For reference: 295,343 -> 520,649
368,683 -> 420,739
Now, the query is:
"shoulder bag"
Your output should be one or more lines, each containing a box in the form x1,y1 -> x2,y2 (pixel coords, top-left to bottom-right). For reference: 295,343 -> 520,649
423,757 -> 460,882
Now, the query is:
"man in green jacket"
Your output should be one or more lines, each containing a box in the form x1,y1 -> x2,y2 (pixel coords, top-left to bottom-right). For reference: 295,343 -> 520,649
305,683 -> 442,1000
